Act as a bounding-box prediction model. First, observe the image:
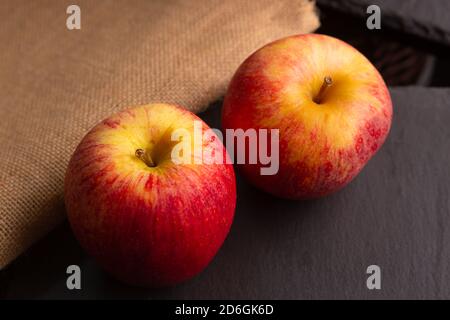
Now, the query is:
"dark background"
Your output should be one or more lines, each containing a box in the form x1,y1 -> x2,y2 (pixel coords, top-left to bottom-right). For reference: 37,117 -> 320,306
1,0 -> 450,299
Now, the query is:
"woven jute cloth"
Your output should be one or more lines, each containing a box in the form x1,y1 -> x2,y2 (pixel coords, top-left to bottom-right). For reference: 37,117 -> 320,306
0,0 -> 319,268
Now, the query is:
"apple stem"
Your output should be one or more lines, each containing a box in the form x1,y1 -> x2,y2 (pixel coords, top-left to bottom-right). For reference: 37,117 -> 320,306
135,148 -> 155,167
315,76 -> 333,104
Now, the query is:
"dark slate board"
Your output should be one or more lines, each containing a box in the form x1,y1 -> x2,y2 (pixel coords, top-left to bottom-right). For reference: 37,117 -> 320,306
317,0 -> 450,46
1,87 -> 450,299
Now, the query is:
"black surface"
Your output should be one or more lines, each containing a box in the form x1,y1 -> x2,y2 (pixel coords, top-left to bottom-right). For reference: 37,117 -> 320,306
1,87 -> 450,299
317,1 -> 450,87
317,0 -> 450,47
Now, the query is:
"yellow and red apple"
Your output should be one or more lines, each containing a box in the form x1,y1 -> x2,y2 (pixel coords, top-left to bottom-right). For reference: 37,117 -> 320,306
65,103 -> 236,287
222,34 -> 392,199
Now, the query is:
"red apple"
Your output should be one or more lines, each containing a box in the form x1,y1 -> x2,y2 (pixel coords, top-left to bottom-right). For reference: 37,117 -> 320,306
65,103 -> 236,287
222,34 -> 392,199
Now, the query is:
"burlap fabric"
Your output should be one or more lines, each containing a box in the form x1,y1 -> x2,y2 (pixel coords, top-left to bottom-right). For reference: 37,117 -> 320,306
0,0 -> 319,268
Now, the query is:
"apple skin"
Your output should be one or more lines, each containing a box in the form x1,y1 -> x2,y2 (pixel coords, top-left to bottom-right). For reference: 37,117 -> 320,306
222,34 -> 392,199
64,103 -> 236,287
